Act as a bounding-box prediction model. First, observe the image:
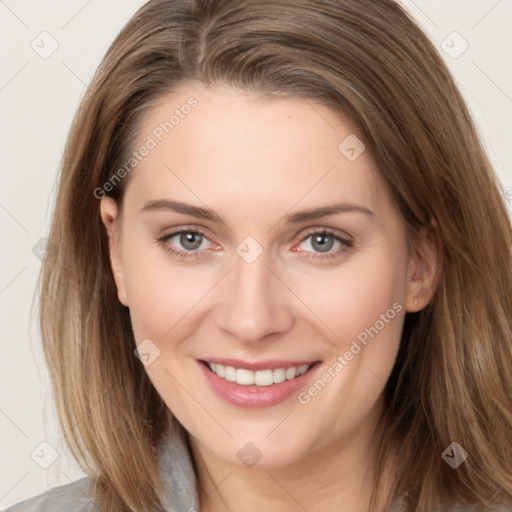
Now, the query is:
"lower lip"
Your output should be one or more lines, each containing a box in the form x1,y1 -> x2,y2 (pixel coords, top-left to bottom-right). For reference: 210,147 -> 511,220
198,360 -> 321,409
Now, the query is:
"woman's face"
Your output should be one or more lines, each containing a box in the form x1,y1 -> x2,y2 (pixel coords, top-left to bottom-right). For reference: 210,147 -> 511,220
101,82 -> 427,468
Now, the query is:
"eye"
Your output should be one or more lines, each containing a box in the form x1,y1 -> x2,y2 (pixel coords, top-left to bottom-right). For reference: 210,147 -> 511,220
293,228 -> 353,262
157,228 -> 216,260
156,227 -> 353,262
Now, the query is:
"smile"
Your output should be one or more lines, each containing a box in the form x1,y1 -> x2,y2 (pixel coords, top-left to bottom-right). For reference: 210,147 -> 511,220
198,358 -> 321,408
205,361 -> 312,386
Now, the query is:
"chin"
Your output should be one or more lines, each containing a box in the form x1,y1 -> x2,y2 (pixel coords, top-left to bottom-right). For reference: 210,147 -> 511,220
209,433 -> 315,469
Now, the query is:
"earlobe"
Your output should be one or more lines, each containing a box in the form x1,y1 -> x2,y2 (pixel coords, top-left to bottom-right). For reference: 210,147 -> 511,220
100,197 -> 129,306
405,224 -> 440,312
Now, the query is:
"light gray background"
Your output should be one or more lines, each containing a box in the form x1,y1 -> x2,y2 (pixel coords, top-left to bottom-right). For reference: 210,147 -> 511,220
1,0 -> 511,508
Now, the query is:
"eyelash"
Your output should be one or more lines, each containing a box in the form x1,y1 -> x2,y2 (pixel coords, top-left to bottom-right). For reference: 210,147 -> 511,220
156,227 -> 353,263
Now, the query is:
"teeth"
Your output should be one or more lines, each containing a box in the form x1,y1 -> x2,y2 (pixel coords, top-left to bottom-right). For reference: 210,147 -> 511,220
225,366 -> 236,382
285,367 -> 296,380
206,362 -> 312,386
255,369 -> 273,386
236,368 -> 254,385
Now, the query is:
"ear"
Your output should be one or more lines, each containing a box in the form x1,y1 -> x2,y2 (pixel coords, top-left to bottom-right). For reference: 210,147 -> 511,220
405,221 -> 440,312
100,197 -> 129,306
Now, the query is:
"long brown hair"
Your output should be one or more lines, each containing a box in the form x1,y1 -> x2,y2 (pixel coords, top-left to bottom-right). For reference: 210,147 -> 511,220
39,0 -> 512,510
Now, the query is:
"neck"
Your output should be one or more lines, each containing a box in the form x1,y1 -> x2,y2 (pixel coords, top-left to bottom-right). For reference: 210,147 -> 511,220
188,401 -> 395,512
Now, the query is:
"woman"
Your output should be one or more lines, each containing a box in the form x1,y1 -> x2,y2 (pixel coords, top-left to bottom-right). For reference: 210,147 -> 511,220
5,0 -> 512,511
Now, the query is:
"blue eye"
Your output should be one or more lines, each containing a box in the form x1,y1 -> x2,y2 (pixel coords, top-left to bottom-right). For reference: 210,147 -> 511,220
157,227 -> 353,262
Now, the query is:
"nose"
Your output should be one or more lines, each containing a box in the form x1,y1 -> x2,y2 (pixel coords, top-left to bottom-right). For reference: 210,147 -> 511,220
214,247 -> 294,346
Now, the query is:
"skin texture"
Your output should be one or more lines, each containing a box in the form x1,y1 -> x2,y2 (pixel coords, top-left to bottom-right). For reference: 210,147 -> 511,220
100,83 -> 437,512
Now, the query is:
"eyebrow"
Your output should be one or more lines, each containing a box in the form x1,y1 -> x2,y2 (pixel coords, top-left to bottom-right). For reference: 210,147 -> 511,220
140,199 -> 374,224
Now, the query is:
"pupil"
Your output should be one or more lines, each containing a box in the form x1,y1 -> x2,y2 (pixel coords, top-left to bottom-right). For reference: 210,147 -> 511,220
181,232 -> 202,250
313,234 -> 333,253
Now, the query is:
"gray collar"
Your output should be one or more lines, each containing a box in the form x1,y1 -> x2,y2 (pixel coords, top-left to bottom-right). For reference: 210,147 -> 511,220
157,422 -> 200,512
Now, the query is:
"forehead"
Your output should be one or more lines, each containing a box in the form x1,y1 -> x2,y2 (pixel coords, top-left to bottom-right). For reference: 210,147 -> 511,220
124,83 -> 388,220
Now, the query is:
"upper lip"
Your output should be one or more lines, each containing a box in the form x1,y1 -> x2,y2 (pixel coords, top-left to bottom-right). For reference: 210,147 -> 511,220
200,358 -> 320,371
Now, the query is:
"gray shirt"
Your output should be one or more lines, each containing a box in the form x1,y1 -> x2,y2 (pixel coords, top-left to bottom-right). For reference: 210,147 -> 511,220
2,431 -> 509,512
2,428 -> 199,512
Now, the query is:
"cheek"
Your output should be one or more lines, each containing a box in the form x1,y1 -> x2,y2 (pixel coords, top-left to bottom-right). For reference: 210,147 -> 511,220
294,244 -> 408,351
120,228 -> 213,342
290,243 -> 407,421
127,269 -> 205,342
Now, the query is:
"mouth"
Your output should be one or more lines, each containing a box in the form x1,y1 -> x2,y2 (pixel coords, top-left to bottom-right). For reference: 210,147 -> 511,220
200,360 -> 317,386
198,358 -> 323,408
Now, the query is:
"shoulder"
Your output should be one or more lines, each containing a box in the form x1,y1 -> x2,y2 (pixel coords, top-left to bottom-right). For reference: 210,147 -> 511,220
2,477 -> 96,512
